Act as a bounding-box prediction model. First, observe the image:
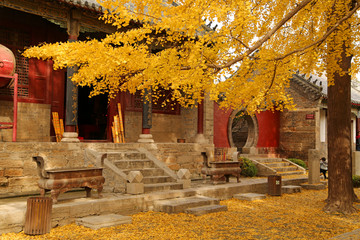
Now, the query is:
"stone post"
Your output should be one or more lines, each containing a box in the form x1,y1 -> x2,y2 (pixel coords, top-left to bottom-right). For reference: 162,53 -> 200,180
353,151 -> 360,175
308,149 -> 320,184
177,169 -> 191,189
126,171 -> 144,194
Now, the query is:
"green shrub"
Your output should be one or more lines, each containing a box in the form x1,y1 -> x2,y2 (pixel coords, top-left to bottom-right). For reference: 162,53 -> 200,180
353,175 -> 360,188
288,158 -> 307,169
239,157 -> 258,177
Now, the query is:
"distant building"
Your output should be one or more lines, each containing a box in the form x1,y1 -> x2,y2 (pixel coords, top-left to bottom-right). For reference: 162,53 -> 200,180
214,73 -> 360,161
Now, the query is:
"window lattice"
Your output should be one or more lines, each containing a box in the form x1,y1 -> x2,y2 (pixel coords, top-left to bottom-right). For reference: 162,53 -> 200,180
0,27 -> 30,97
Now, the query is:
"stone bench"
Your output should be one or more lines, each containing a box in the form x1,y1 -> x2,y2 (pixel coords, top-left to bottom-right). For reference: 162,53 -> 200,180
33,156 -> 105,203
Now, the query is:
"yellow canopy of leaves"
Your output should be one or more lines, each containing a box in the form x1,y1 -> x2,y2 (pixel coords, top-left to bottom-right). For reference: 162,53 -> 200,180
22,0 -> 360,113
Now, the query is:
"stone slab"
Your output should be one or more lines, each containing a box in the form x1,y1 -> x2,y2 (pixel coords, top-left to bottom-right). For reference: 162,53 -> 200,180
76,214 -> 132,230
185,204 -> 228,216
233,193 -> 266,201
301,183 -> 326,190
282,185 -> 301,194
154,196 -> 220,213
330,228 -> 360,240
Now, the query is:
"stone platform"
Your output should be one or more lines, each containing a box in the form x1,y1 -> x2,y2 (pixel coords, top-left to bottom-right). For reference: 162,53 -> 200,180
0,176 -> 308,234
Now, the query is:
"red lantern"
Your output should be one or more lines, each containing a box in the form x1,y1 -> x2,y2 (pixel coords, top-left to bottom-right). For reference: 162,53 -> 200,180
0,44 -> 16,88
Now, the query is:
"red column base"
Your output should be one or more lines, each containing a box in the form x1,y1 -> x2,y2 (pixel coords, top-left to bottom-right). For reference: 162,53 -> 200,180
142,128 -> 151,134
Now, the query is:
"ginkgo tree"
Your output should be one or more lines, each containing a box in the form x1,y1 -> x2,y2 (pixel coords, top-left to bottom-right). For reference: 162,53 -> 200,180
23,0 -> 360,213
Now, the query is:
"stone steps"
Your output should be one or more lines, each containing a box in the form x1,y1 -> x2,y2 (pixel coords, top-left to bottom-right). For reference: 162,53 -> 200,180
264,162 -> 291,168
252,158 -> 284,163
104,149 -> 183,194
144,182 -> 183,192
244,155 -> 306,177
154,196 -> 222,214
122,168 -> 165,177
143,176 -> 174,184
114,159 -> 155,169
276,170 -> 305,176
107,152 -> 147,161
272,166 -> 298,172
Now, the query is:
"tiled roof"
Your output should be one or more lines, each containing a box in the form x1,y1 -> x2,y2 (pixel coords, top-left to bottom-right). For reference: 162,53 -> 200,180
60,0 -> 101,12
294,73 -> 360,105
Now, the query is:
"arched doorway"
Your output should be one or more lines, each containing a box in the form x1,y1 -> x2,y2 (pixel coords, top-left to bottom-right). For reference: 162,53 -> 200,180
228,111 -> 259,153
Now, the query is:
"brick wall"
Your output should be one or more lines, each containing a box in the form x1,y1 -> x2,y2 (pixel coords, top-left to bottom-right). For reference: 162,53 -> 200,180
279,87 -> 319,161
204,95 -> 214,143
124,110 -> 192,143
0,142 -> 87,197
181,107 -> 198,142
0,142 -> 212,196
146,143 -> 213,178
0,101 -> 51,142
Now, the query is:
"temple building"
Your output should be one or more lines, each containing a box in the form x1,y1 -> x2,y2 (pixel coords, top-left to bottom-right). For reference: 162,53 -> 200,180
1,0 -> 360,165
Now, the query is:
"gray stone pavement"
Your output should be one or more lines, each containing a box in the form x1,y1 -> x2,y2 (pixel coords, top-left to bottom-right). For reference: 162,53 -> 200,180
0,176 -> 309,234
1,175 -> 357,239
330,228 -> 360,240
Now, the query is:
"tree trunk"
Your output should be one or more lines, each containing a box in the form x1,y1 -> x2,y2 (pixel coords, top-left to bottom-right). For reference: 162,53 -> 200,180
324,41 -> 356,213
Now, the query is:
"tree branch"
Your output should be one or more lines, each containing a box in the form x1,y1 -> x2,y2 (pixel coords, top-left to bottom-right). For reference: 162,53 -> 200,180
216,0 -> 314,71
274,0 -> 360,61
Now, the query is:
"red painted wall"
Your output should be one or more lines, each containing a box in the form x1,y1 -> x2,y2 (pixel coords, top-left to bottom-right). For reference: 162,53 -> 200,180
256,110 -> 280,148
213,101 -> 280,149
213,102 -> 233,148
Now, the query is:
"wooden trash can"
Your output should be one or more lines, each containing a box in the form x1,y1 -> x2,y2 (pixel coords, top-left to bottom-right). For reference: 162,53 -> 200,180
268,175 -> 282,196
24,197 -> 52,235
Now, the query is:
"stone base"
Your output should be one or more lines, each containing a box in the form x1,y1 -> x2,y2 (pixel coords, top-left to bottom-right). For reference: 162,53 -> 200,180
76,214 -> 132,230
137,134 -> 154,143
177,179 -> 191,189
126,183 -> 144,194
233,193 -> 266,201
300,182 -> 326,190
61,132 -> 80,143
194,134 -> 208,144
282,185 -> 301,194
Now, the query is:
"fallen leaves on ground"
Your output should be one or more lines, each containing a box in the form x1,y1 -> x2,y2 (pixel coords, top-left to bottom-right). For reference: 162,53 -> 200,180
2,188 -> 360,240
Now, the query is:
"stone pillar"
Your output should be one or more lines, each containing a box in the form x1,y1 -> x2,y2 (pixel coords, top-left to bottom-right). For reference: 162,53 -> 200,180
177,169 -> 191,189
126,171 -> 144,194
195,100 -> 207,143
203,94 -> 214,144
62,10 -> 81,142
352,151 -> 360,175
308,149 -> 320,184
138,88 -> 154,143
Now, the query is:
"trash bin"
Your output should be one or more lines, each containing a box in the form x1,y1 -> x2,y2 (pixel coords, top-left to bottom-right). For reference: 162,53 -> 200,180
268,175 -> 282,196
24,197 -> 52,235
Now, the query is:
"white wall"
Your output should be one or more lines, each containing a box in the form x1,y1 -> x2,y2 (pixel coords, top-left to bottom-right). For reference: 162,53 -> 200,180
320,109 -> 327,143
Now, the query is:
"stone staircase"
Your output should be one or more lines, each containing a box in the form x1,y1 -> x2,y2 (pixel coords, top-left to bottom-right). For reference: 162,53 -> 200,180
153,196 -> 227,216
241,154 -> 306,177
86,148 -> 183,193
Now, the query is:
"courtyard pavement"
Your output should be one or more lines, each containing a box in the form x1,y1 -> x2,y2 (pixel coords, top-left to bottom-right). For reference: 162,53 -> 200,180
3,174 -> 356,240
